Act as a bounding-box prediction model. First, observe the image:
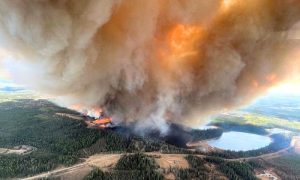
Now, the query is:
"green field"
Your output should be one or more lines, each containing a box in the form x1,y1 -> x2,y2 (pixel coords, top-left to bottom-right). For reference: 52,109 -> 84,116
0,91 -> 37,103
212,112 -> 300,133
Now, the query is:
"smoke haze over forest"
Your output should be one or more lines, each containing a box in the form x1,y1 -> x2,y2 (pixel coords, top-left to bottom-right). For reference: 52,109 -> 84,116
0,0 -> 300,131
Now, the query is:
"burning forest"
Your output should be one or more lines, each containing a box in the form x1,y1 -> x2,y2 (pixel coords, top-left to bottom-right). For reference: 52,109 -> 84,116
0,0 -> 300,132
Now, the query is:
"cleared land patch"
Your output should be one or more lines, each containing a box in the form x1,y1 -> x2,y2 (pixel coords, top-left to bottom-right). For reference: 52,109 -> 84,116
0,145 -> 36,155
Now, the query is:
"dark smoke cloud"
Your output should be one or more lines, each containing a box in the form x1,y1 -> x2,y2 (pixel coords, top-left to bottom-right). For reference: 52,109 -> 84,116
0,0 -> 300,131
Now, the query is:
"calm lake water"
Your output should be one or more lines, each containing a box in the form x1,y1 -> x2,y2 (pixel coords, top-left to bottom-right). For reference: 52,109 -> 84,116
208,131 -> 272,151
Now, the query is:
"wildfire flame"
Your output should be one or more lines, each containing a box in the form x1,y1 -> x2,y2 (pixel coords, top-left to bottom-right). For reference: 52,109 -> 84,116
70,104 -> 113,128
93,117 -> 112,125
70,104 -> 107,119
89,107 -> 103,118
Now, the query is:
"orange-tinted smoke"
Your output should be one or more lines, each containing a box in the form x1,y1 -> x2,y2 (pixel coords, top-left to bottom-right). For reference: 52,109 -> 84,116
0,0 -> 300,130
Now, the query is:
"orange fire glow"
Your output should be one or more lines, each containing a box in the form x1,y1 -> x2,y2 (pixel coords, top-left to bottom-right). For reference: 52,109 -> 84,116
70,104 -> 83,111
252,73 -> 278,89
221,0 -> 236,11
168,24 -> 203,60
266,73 -> 277,83
158,24 -> 203,69
70,104 -> 105,118
93,117 -> 112,125
252,80 -> 259,88
91,107 -> 103,118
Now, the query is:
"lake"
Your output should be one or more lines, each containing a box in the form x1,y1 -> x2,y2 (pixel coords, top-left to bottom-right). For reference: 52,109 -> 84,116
208,131 -> 272,151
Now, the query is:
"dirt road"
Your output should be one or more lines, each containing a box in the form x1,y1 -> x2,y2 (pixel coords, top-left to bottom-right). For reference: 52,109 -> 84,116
227,147 -> 292,162
22,147 -> 291,180
22,154 -> 122,180
22,152 -> 193,180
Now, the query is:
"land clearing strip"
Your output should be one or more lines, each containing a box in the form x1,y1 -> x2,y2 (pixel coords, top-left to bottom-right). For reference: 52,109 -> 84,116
0,145 -> 36,155
22,147 -> 291,180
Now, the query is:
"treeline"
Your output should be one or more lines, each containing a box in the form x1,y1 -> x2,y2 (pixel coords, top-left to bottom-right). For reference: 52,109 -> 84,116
128,137 -> 195,154
84,153 -> 300,180
170,155 -> 257,180
171,155 -> 210,179
81,129 -> 196,156
210,122 -> 268,135
218,161 -> 257,180
84,153 -> 163,180
266,153 -> 300,179
79,123 -> 224,157
207,134 -> 291,159
238,153 -> 300,180
85,154 -> 259,180
190,128 -> 223,141
0,152 -> 77,178
115,153 -> 158,170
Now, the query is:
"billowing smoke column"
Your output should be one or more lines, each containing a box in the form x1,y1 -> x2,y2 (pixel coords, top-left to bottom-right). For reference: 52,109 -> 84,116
0,0 -> 300,131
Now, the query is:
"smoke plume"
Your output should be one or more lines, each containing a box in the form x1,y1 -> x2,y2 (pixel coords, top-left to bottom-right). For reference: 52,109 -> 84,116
0,0 -> 300,131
